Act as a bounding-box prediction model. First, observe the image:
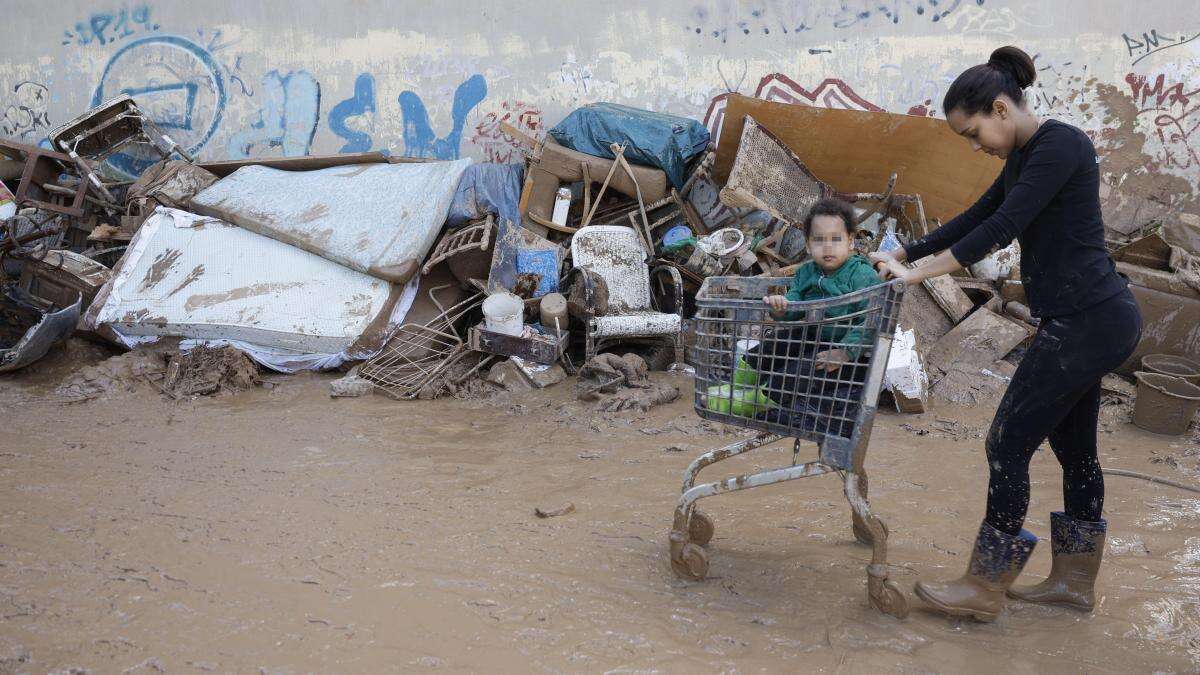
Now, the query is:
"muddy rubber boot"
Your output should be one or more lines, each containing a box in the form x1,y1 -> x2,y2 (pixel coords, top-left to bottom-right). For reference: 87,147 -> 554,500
913,521 -> 1037,622
1007,511 -> 1106,611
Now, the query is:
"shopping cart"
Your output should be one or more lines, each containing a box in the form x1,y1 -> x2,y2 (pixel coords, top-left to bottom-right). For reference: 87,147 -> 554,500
668,274 -> 909,618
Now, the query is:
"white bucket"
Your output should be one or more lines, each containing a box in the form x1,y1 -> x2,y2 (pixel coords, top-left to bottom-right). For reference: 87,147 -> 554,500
482,292 -> 524,336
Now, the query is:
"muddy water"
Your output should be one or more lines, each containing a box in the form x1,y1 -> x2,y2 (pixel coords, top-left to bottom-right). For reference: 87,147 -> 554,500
1,362 -> 1198,672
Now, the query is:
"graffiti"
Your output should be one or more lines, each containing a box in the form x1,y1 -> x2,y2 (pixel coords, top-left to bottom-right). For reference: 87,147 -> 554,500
329,73 -> 377,153
63,5 -> 159,47
471,100 -> 543,164
1029,55 -> 1099,128
703,73 -> 883,144
226,70 -> 321,159
1,81 -> 52,140
92,34 -> 227,176
1126,73 -> 1200,172
398,74 -> 486,160
1123,29 -> 1200,67
683,0 -> 986,41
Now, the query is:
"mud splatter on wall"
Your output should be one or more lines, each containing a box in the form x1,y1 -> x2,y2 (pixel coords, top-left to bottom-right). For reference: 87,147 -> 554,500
1,0 -> 1196,218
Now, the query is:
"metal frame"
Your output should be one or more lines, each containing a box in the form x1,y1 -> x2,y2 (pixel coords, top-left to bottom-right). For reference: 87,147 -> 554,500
667,276 -> 910,619
566,262 -> 685,365
358,286 -> 484,399
49,94 -> 193,203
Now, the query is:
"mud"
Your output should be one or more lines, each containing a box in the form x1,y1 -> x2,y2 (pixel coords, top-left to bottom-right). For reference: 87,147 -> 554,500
1,359 -> 1199,671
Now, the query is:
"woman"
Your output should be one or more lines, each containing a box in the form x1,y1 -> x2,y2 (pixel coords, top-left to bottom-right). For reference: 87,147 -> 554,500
872,46 -> 1142,622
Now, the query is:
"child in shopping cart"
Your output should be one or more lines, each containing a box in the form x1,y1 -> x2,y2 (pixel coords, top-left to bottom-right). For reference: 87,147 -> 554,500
741,198 -> 884,433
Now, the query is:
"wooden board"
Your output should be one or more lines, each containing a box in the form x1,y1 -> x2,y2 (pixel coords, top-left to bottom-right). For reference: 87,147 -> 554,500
913,257 -> 975,323
714,95 -> 1002,224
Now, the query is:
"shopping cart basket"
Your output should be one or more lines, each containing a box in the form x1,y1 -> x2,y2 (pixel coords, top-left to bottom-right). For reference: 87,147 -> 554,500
668,274 -> 909,618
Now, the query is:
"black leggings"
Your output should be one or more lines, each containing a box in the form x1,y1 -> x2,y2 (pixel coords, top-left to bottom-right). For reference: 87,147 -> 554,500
985,289 -> 1141,535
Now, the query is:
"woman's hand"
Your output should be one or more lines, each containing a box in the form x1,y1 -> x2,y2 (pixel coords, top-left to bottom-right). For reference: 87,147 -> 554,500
876,257 -> 913,283
763,295 -> 789,316
869,248 -> 907,277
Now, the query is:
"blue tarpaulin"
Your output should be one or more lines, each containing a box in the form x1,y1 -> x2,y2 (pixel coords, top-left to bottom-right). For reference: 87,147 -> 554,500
445,162 -> 524,229
548,103 -> 709,190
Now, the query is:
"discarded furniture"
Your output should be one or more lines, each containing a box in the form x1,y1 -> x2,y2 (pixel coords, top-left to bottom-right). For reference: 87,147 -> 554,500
358,286 -> 485,399
82,207 -> 408,370
0,286 -> 79,373
568,225 -> 684,363
49,94 -> 191,203
190,159 -> 472,283
18,249 -> 111,313
502,122 -> 669,204
669,275 -> 909,618
423,215 -> 495,276
0,139 -> 88,218
468,324 -> 565,366
713,95 -> 1001,224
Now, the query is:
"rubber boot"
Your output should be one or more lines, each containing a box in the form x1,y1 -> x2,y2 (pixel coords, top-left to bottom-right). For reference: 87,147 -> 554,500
914,521 -> 1038,622
1007,511 -> 1106,611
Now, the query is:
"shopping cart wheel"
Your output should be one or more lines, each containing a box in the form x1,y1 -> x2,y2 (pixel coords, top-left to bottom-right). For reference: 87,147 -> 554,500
688,511 -> 715,546
869,577 -> 910,619
671,543 -> 710,580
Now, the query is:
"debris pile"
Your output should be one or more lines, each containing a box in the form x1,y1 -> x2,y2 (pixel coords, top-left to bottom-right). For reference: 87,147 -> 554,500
0,90 -> 1193,435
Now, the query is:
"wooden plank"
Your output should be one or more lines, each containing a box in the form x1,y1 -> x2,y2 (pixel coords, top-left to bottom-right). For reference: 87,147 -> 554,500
926,307 -> 1030,375
714,95 -> 1002,224
912,257 -> 975,323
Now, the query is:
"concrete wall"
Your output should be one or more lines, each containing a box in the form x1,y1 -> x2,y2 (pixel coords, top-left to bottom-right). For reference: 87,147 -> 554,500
2,0 -> 1198,214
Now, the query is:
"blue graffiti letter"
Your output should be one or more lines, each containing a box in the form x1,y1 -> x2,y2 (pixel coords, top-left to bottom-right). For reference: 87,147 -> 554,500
329,73 -> 376,153
398,74 -> 486,160
227,70 -> 321,159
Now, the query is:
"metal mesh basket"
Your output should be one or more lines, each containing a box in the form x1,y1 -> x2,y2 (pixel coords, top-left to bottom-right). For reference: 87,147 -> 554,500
691,275 -> 904,450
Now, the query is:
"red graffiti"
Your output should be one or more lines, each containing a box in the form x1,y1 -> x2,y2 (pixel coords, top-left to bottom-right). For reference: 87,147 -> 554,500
703,73 -> 884,145
471,100 -> 544,164
1124,73 -> 1200,172
1126,73 -> 1200,111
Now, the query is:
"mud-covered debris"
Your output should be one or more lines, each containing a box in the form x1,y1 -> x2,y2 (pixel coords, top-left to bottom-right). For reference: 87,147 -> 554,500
577,353 -> 649,397
56,349 -> 169,400
598,382 -> 680,412
330,366 -> 373,398
161,345 -> 260,398
534,502 -> 576,518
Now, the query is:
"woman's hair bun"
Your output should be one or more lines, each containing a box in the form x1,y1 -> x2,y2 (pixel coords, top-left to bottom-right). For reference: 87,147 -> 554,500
988,45 -> 1037,89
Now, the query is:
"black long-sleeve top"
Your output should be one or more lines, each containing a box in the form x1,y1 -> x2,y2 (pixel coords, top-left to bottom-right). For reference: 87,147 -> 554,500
903,119 -> 1126,318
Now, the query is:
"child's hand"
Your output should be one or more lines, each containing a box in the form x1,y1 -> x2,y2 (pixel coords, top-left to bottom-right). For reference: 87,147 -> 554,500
763,295 -> 789,315
814,348 -> 850,372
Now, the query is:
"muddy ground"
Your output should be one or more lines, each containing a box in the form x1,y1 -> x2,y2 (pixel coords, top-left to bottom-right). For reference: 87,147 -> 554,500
2,343 -> 1199,673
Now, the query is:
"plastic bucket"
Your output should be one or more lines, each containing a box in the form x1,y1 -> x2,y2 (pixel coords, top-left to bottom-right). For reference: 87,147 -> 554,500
482,293 -> 524,336
1132,371 -> 1200,436
1141,354 -> 1200,384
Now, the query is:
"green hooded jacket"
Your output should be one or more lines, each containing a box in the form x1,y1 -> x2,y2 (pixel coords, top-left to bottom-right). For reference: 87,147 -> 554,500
780,254 -> 882,359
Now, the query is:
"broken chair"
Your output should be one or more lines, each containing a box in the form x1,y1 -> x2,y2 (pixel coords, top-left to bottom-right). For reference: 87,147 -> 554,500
568,225 -> 684,365
668,274 -> 909,619
48,94 -> 194,203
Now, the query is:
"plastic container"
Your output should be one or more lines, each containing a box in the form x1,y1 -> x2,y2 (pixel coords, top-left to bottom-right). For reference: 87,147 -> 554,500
552,187 -> 572,226
1132,371 -> 1200,435
539,292 -> 568,334
1141,354 -> 1200,384
662,225 -> 692,249
482,292 -> 524,336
